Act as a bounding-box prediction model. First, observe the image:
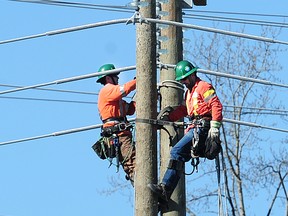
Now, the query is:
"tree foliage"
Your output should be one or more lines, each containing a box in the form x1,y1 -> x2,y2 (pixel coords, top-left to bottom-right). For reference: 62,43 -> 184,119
185,26 -> 288,215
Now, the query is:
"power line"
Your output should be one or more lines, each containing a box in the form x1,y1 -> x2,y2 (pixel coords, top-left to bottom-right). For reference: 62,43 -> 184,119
1,15 -> 288,46
1,64 -> 287,96
10,0 -> 288,30
0,83 -> 98,95
185,9 -> 288,19
0,18 -> 130,45
161,63 -> 288,89
224,105 -> 288,113
0,117 -> 287,146
2,94 -> 287,116
0,95 -> 96,104
183,13 -> 288,28
0,66 -> 136,95
146,18 -> 288,45
9,0 -> 135,12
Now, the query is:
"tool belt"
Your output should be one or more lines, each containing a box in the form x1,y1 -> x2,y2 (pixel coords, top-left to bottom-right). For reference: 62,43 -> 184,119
101,123 -> 133,137
102,117 -> 126,124
189,117 -> 210,129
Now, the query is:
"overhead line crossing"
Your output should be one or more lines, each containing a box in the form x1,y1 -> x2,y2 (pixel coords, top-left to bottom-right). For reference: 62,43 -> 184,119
1,17 -> 288,45
0,117 -> 287,146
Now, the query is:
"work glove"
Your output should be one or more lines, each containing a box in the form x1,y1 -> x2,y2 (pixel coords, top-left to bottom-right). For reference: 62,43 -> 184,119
157,106 -> 174,121
207,121 -> 221,140
156,106 -> 173,129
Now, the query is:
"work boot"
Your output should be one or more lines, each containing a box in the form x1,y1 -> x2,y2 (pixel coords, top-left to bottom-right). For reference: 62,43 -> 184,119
148,183 -> 172,203
125,175 -> 134,187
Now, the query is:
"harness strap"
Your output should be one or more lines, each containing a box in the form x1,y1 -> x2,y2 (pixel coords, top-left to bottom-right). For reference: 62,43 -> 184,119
102,117 -> 126,124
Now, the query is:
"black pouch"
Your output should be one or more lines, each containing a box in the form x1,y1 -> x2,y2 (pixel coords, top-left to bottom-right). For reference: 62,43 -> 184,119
204,137 -> 221,160
92,137 -> 116,159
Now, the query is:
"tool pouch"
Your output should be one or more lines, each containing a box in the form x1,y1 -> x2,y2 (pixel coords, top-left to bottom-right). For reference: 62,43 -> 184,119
92,137 -> 116,160
204,135 -> 221,160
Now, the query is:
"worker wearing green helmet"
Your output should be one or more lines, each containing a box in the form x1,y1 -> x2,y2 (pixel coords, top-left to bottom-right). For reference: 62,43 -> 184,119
93,63 -> 136,186
96,63 -> 120,84
149,60 -> 223,209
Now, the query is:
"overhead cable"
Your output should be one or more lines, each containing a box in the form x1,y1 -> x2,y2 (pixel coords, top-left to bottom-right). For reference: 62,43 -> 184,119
161,63 -> 288,89
0,96 -> 96,104
9,0 -> 135,12
183,13 -> 288,28
184,10 -> 288,18
1,95 -> 287,116
146,18 -> 288,45
197,68 -> 288,88
1,64 -> 287,96
0,83 -> 98,95
1,16 -> 288,45
0,117 -> 287,146
0,18 -> 129,45
224,105 -> 288,113
0,66 -> 136,95
223,118 -> 288,133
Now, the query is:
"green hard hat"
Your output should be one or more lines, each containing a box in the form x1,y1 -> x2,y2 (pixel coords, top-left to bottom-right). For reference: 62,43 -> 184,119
96,64 -> 119,83
175,60 -> 198,81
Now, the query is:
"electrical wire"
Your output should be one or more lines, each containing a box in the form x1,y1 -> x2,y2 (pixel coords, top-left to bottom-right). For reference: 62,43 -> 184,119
0,95 -> 96,104
9,0 -> 135,13
1,65 -> 287,96
184,9 -> 288,19
0,18 -> 130,45
0,117 -> 287,146
183,13 -> 288,28
0,66 -> 136,95
1,16 -> 288,47
224,105 -> 288,113
10,0 -> 288,29
0,83 -> 98,95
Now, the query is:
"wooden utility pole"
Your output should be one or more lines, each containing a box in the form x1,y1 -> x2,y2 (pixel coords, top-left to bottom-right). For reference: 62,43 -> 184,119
134,0 -> 158,216
158,0 -> 185,215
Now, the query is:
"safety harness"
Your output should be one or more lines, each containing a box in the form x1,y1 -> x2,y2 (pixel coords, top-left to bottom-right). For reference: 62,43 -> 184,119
92,117 -> 134,173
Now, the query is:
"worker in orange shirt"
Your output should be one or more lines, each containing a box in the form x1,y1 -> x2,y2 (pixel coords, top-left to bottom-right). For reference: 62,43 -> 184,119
96,63 -> 136,186
148,60 -> 223,207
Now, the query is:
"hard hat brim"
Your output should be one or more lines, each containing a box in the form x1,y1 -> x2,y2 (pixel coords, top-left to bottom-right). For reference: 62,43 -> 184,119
175,67 -> 198,81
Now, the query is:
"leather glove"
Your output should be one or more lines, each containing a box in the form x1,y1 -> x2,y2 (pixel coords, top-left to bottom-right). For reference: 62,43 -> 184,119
157,106 -> 174,121
159,114 -> 170,122
207,121 -> 221,140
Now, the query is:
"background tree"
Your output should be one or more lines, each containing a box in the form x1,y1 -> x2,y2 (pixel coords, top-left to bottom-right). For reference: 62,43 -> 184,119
185,26 -> 288,215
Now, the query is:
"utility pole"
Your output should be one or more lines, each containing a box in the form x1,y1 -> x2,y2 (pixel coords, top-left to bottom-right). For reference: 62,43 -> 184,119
157,0 -> 185,215
134,0 -> 158,216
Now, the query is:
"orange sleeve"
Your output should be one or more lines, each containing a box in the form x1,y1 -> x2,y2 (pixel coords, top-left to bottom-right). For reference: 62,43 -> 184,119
168,104 -> 188,122
104,79 -> 136,102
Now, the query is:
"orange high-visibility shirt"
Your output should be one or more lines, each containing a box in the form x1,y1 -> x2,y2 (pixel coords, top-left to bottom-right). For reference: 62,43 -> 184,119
169,78 -> 223,122
98,79 -> 136,127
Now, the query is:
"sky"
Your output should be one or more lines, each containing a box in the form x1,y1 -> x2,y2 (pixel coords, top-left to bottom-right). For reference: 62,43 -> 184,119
0,1 -> 287,216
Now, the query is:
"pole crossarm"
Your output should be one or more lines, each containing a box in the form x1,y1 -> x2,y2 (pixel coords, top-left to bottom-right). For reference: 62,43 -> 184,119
0,66 -> 136,95
161,63 -> 288,89
145,18 -> 288,45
